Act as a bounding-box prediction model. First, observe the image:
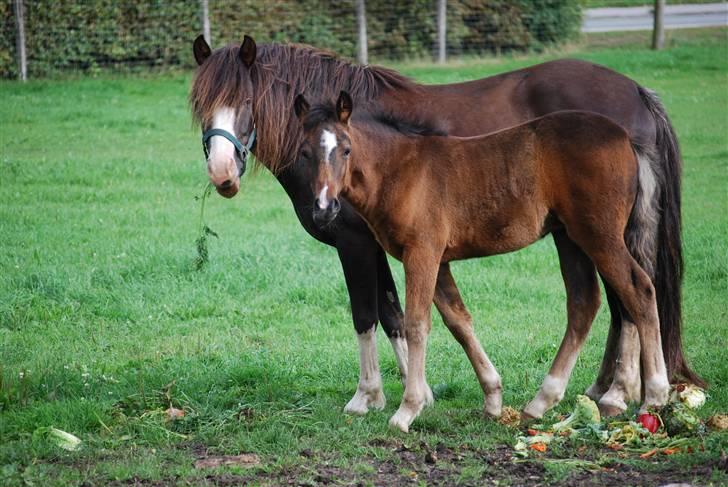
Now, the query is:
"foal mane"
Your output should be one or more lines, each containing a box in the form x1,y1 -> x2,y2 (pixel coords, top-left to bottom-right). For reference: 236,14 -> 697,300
190,42 -> 422,174
304,100 -> 446,138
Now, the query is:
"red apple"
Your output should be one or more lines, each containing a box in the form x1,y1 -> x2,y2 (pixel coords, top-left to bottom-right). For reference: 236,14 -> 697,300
639,413 -> 660,433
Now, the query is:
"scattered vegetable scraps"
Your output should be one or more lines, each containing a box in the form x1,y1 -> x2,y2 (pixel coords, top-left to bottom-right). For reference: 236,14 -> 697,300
512,384 -> 716,459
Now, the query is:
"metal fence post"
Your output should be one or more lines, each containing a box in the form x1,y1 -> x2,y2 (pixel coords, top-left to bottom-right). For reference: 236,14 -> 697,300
652,0 -> 665,50
356,0 -> 368,65
13,0 -> 27,81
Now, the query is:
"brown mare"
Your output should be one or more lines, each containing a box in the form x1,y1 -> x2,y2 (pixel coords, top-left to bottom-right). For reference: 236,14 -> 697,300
189,36 -> 702,420
296,91 -> 672,432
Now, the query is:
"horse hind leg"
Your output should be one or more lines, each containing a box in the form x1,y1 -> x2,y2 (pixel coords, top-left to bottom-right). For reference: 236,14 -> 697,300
433,263 -> 502,417
586,242 -> 669,411
523,231 -> 601,419
593,281 -> 643,416
584,286 -> 621,402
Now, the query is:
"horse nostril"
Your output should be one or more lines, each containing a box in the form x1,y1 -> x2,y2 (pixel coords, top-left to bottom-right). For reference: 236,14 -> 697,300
330,198 -> 341,212
219,179 -> 233,190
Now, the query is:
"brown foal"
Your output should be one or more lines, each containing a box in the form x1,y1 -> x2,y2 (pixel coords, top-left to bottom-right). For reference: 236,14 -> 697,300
295,92 -> 670,432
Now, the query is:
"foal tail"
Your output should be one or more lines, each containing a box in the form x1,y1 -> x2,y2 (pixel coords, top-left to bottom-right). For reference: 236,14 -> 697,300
625,87 -> 705,387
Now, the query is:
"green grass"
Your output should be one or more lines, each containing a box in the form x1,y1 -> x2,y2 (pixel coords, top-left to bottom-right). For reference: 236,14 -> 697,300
1,28 -> 727,485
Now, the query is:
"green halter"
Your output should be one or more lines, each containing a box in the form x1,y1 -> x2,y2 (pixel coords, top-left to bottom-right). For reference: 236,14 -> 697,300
202,127 -> 256,176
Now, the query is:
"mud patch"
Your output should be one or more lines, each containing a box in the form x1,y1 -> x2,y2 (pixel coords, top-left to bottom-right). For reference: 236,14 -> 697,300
222,441 -> 720,486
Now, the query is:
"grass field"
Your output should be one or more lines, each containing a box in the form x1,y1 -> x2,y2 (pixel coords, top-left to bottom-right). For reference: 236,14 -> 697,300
1,28 -> 726,485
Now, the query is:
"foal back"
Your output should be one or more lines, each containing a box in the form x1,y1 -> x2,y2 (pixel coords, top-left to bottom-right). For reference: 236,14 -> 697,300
425,110 -> 639,261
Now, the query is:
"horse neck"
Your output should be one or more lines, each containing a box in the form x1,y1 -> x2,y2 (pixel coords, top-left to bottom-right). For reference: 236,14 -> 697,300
251,43 -> 421,177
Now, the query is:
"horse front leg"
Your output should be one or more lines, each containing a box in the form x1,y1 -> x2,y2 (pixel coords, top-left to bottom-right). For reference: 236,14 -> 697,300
375,246 -> 408,385
336,236 -> 386,415
389,248 -> 440,433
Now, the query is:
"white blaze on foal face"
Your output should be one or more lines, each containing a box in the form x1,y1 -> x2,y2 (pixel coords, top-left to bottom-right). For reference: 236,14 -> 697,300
316,128 -> 338,209
321,129 -> 338,164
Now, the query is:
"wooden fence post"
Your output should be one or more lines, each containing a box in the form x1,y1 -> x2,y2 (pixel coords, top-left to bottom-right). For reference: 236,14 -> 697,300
201,0 -> 211,45
652,0 -> 665,50
13,0 -> 27,81
437,0 -> 446,64
356,0 -> 368,64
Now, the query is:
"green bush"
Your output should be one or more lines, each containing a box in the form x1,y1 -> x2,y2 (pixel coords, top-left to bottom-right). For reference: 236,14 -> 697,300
0,0 -> 581,78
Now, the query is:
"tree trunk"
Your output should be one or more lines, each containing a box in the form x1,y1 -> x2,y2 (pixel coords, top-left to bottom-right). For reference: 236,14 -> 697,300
437,0 -> 446,64
356,0 -> 368,65
201,0 -> 211,46
652,0 -> 665,50
13,0 -> 26,81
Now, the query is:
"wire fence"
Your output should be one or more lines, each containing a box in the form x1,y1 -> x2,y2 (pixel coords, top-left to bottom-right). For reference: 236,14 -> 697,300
1,0 -> 583,79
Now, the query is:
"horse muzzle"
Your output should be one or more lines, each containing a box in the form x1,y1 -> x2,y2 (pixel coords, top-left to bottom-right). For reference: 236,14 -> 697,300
313,197 -> 341,227
208,161 -> 240,198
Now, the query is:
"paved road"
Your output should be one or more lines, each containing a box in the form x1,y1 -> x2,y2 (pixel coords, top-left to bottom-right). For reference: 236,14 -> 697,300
582,2 -> 728,32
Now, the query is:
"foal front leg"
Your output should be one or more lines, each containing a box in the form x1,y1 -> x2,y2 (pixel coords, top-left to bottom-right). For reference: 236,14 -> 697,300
433,263 -> 502,417
389,249 -> 440,433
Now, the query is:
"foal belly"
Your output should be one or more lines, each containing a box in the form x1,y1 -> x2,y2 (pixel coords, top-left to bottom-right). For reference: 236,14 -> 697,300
442,210 -> 549,261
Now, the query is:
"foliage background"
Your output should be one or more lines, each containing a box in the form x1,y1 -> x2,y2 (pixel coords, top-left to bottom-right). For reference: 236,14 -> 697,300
0,0 -> 581,78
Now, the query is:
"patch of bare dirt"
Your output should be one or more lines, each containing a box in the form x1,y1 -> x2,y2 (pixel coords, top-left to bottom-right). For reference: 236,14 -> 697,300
223,441 -> 721,486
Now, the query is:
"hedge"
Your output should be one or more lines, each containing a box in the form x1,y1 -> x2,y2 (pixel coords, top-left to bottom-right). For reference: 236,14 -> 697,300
0,0 -> 581,78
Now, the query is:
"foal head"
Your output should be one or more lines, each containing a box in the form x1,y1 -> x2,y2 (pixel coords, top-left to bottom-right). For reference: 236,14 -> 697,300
294,91 -> 354,227
190,35 -> 257,198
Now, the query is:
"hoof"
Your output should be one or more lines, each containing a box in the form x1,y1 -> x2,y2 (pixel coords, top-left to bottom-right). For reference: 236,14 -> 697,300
598,397 -> 627,417
388,411 -> 411,433
344,387 -> 385,415
521,401 -> 545,421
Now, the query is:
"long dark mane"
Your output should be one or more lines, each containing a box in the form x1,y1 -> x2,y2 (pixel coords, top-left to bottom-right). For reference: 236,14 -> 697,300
190,42 -> 422,174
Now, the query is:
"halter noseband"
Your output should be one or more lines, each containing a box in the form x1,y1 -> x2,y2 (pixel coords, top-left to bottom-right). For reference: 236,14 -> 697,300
202,127 -> 256,177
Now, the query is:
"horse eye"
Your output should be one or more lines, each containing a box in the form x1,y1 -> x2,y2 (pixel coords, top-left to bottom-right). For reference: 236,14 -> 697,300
343,148 -> 351,157
301,149 -> 312,160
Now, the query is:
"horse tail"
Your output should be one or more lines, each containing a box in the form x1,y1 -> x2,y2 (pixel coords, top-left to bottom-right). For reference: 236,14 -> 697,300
626,86 -> 705,387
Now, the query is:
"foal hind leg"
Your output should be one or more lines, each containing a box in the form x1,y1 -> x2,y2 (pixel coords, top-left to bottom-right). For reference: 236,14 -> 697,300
337,241 -> 385,415
433,263 -> 502,417
375,247 -> 409,385
523,231 -> 600,419
586,243 -> 669,410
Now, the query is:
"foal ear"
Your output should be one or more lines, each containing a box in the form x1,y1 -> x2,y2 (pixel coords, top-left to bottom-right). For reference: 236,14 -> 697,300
337,91 -> 353,124
239,35 -> 257,67
193,35 -> 212,66
294,94 -> 310,119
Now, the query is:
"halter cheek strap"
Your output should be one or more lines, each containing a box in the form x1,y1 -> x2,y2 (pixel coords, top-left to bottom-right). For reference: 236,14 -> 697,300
202,127 -> 256,176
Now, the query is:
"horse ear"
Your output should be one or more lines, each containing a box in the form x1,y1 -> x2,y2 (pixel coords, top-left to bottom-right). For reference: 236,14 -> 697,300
337,91 -> 353,124
294,94 -> 310,119
193,35 -> 212,66
239,35 -> 257,67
